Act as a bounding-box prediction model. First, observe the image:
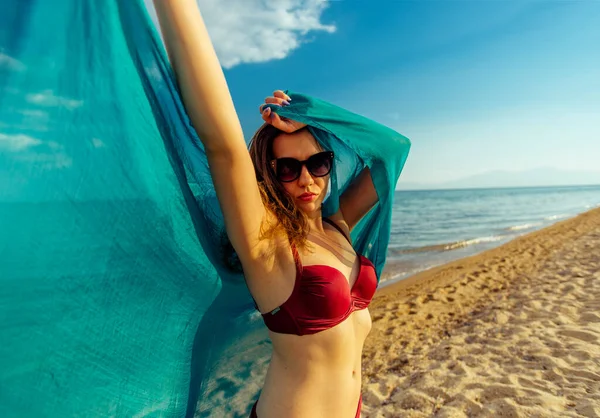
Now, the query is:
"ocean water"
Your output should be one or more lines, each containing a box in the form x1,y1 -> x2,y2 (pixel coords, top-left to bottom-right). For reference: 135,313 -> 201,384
382,185 -> 600,285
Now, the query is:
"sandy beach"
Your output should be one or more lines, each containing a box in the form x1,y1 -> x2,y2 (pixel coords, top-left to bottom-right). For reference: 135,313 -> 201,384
361,207 -> 600,417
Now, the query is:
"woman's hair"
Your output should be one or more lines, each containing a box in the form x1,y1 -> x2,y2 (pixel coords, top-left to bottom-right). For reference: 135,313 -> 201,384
248,123 -> 324,252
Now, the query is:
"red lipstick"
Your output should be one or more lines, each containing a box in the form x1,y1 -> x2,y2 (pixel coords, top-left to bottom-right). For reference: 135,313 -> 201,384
298,193 -> 317,202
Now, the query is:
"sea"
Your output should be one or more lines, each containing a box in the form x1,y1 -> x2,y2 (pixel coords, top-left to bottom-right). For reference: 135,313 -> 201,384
382,184 -> 600,285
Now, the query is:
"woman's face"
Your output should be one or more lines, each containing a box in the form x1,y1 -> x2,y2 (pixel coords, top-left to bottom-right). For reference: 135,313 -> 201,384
271,130 -> 329,215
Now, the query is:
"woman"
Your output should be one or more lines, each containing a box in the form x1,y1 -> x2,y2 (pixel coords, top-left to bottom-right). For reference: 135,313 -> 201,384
154,1 -> 390,417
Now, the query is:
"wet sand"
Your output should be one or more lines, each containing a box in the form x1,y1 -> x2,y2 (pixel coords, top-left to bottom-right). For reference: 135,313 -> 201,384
361,207 -> 600,417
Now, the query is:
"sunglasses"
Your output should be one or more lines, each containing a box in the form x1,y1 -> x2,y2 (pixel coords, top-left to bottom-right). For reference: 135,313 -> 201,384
270,151 -> 334,183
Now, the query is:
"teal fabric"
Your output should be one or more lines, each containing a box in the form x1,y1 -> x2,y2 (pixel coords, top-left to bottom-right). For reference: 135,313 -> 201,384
0,1 -> 410,417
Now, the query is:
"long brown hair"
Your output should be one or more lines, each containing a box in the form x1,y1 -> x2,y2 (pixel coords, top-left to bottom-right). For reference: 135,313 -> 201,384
248,123 -> 323,251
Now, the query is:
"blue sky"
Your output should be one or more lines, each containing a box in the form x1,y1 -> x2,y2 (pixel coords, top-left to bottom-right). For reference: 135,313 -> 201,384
210,1 -> 600,187
2,1 -> 599,196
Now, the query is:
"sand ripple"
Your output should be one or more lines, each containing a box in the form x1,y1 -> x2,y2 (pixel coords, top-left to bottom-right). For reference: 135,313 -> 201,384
363,208 -> 600,417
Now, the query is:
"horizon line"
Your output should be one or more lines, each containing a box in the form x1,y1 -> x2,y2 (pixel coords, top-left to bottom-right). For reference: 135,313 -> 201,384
395,183 -> 600,193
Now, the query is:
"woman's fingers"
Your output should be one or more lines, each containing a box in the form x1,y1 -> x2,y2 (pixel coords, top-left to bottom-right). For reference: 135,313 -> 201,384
261,106 -> 272,123
270,112 -> 285,129
273,90 -> 291,101
258,90 -> 291,114
261,108 -> 282,128
258,98 -> 282,113
259,96 -> 290,114
261,107 -> 294,132
259,102 -> 278,114
259,90 -> 293,125
265,97 -> 288,106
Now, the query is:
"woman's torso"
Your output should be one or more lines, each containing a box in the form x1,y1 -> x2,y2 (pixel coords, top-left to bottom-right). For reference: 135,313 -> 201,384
248,219 -> 375,418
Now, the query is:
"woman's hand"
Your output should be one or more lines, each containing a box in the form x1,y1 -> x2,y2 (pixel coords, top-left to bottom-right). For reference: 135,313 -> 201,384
259,90 -> 307,133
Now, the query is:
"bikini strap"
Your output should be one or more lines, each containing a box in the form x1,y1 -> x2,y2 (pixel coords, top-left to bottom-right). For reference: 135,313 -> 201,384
323,218 -> 351,244
290,242 -> 302,272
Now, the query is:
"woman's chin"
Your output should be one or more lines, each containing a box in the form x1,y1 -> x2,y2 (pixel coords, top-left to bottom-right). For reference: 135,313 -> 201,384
297,199 -> 320,214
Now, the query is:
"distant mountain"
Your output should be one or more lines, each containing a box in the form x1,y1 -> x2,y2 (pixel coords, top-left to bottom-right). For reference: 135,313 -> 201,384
397,168 -> 600,190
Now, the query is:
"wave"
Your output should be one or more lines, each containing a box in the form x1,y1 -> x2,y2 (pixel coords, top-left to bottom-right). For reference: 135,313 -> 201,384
393,235 -> 506,255
544,213 -> 570,221
504,222 -> 542,231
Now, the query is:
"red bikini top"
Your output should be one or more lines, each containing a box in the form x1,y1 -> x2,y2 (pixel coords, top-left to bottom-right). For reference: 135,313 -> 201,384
260,218 -> 378,336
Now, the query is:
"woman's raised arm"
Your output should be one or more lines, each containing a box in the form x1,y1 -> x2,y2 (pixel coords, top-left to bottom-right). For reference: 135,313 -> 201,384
153,0 -> 268,264
153,0 -> 246,152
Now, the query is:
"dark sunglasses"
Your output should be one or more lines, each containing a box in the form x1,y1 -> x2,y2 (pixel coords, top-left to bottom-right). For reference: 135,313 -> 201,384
271,151 -> 334,183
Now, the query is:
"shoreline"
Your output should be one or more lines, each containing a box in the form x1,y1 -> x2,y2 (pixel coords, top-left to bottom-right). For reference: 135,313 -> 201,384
362,207 -> 600,417
379,208 -> 598,289
373,207 -> 600,301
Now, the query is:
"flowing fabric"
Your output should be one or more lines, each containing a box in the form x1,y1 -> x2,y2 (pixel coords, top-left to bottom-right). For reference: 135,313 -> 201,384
0,1 -> 410,417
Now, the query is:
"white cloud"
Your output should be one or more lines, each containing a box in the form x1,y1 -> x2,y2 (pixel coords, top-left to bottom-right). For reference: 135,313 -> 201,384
13,152 -> 73,169
145,0 -> 335,69
20,109 -> 48,118
0,133 -> 71,169
18,108 -> 51,131
91,138 -> 106,148
0,133 -> 42,151
0,52 -> 25,71
26,90 -> 83,110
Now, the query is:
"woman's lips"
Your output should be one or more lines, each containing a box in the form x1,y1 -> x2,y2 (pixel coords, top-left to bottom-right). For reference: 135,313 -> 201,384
298,193 -> 317,202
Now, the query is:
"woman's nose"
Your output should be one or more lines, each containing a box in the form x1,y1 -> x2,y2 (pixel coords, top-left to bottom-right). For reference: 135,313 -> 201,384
297,165 -> 314,187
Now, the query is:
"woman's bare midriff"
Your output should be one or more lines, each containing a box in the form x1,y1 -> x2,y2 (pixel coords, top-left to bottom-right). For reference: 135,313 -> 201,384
256,307 -> 372,418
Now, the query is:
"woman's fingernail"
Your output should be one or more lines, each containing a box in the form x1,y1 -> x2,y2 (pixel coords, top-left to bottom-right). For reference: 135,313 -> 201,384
282,100 -> 290,106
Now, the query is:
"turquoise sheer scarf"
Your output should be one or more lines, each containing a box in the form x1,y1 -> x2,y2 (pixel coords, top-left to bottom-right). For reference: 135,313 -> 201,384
0,1 -> 410,416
